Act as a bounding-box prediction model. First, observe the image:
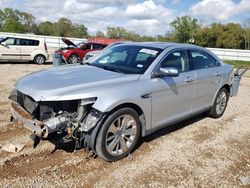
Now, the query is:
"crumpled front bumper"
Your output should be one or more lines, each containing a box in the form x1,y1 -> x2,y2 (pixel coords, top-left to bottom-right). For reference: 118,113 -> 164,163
10,101 -> 45,137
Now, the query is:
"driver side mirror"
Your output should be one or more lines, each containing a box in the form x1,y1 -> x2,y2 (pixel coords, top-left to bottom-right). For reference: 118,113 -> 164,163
152,67 -> 179,78
1,42 -> 7,46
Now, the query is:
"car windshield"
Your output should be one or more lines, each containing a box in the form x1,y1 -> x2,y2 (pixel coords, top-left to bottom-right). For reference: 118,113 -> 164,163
88,45 -> 163,74
76,41 -> 85,48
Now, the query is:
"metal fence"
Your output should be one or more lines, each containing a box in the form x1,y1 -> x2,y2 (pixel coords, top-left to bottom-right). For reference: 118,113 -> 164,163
208,48 -> 250,61
1,32 -> 250,62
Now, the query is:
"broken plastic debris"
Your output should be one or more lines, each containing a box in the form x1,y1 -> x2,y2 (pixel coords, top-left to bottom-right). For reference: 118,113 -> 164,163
127,153 -> 133,161
2,143 -> 26,153
240,177 -> 250,185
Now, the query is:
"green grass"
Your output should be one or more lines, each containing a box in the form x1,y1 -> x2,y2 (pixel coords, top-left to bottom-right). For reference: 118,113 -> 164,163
224,60 -> 250,68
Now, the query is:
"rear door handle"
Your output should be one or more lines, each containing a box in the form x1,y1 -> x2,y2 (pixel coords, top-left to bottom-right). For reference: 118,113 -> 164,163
185,76 -> 194,83
215,72 -> 221,77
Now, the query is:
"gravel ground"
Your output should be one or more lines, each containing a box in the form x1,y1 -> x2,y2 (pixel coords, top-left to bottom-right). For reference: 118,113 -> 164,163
0,63 -> 249,187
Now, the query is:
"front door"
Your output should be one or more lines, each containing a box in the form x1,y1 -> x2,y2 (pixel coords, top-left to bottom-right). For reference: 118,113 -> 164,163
152,50 -> 195,129
80,43 -> 92,59
0,37 -> 21,61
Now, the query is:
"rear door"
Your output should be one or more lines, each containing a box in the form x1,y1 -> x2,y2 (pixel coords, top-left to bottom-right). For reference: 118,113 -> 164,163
20,39 -> 40,61
0,37 -> 21,61
188,50 -> 222,112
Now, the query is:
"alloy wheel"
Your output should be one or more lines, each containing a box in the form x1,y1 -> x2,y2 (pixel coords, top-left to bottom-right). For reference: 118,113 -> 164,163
105,115 -> 137,156
215,90 -> 227,115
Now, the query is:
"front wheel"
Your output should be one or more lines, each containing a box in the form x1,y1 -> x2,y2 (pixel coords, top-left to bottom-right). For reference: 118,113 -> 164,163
34,54 -> 46,64
95,108 -> 141,162
208,88 -> 229,118
68,54 -> 80,64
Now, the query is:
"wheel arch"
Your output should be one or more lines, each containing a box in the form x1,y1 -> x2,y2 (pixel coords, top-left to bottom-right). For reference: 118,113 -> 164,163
92,102 -> 146,160
92,102 -> 147,151
211,84 -> 230,106
209,84 -> 230,118
66,53 -> 81,64
68,53 -> 80,60
33,54 -> 46,64
31,50 -> 48,61
222,84 -> 230,94
107,102 -> 146,137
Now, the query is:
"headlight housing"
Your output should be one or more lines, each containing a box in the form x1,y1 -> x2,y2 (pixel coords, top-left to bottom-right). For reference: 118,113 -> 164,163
80,97 -> 97,106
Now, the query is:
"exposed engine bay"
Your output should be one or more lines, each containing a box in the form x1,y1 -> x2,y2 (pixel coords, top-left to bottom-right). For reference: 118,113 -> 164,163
9,89 -> 105,152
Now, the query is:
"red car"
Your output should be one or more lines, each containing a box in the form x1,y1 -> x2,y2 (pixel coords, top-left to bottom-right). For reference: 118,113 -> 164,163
56,38 -> 107,64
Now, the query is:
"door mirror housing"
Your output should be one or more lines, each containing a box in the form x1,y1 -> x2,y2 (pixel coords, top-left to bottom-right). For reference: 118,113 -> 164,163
152,67 -> 179,78
1,42 -> 7,46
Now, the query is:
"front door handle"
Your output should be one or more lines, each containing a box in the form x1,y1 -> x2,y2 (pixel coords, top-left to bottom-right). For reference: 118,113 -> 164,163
215,72 -> 221,77
185,76 -> 194,83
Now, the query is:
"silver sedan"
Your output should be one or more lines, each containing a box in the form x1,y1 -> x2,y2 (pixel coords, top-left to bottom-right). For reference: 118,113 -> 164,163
9,42 -> 234,161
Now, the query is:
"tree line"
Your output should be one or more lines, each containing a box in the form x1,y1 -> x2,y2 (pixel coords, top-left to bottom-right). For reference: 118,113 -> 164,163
0,8 -> 88,38
0,8 -> 249,50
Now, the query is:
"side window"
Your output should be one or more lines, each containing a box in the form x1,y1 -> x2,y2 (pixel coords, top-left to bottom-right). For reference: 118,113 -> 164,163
161,50 -> 189,73
93,44 -> 106,50
81,43 -> 91,50
33,40 -> 39,46
15,38 -> 21,45
20,39 -> 39,46
4,38 -> 15,45
86,44 -> 92,50
191,50 -> 218,70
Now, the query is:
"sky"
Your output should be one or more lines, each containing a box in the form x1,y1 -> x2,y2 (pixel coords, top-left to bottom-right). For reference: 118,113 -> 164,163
0,0 -> 250,36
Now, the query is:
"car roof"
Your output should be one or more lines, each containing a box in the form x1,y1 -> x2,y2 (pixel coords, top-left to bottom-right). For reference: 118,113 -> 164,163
118,42 -> 201,50
2,35 -> 43,41
87,42 -> 108,45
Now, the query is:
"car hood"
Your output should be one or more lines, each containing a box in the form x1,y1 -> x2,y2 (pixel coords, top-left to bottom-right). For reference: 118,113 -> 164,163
61,38 -> 77,47
15,65 -> 140,101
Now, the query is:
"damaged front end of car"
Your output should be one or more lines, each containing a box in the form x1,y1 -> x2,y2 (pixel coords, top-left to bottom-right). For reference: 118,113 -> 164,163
9,89 -> 106,152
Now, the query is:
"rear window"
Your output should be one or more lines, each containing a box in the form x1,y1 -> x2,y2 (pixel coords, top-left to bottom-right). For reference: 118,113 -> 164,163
20,39 -> 39,46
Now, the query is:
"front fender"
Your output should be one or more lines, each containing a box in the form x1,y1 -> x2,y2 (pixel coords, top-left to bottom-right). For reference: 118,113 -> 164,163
93,96 -> 152,137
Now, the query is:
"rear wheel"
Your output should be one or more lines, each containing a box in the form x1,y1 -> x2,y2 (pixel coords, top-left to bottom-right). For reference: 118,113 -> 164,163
34,54 -> 46,64
95,108 -> 141,162
208,88 -> 229,118
68,54 -> 80,64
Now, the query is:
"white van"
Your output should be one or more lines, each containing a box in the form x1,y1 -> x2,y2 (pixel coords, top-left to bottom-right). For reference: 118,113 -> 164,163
0,36 -> 49,64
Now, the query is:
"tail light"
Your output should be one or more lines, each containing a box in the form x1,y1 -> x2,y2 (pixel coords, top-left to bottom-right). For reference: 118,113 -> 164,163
44,42 -> 48,52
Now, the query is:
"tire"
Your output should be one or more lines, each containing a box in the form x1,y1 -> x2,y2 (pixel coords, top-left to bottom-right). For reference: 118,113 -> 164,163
34,54 -> 46,64
95,108 -> 141,162
68,54 -> 80,64
208,88 -> 229,118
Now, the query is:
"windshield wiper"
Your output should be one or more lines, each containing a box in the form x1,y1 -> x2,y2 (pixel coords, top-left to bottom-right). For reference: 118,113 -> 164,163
93,64 -> 124,73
